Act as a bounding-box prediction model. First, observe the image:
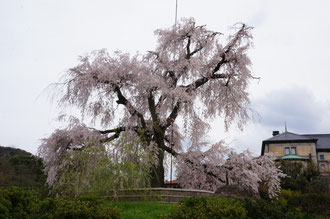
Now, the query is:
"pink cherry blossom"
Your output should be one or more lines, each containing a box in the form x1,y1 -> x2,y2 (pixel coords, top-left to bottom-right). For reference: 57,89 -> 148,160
39,18 -> 259,189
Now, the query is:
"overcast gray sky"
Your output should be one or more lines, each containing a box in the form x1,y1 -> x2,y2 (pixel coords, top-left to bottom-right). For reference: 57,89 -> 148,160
1,0 -> 330,156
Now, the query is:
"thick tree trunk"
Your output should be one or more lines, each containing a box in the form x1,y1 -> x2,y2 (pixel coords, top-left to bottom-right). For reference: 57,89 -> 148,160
150,149 -> 165,187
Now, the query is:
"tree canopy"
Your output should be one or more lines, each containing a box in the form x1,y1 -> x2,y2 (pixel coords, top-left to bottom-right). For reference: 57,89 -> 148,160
39,18 -> 283,196
279,160 -> 329,194
0,146 -> 46,189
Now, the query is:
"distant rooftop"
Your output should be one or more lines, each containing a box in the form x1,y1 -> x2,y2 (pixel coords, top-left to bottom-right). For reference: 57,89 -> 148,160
303,134 -> 330,149
261,131 -> 330,155
265,131 -> 316,142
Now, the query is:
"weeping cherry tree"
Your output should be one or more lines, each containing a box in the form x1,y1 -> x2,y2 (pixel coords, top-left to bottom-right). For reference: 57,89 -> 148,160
39,18 -> 282,195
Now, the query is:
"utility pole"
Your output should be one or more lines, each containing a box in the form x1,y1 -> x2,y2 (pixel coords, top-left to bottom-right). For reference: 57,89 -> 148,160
170,0 -> 178,188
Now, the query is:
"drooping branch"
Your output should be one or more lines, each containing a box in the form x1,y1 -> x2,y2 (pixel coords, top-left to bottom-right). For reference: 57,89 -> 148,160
100,133 -> 121,143
155,95 -> 166,109
186,38 -> 213,60
112,84 -> 147,129
86,126 -> 126,143
164,101 -> 181,129
164,71 -> 227,129
178,24 -> 246,94
167,70 -> 177,87
184,158 -> 226,184
147,89 -> 159,124
98,126 -> 126,134
212,23 -> 250,76
184,73 -> 227,94
181,51 -> 230,94
161,142 -> 180,157
212,57 -> 227,74
98,125 -> 149,144
188,45 -> 203,59
90,73 -> 147,129
185,35 -> 191,59
163,61 -> 228,129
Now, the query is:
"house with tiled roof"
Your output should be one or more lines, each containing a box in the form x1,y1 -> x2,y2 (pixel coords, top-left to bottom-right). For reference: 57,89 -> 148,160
261,130 -> 330,172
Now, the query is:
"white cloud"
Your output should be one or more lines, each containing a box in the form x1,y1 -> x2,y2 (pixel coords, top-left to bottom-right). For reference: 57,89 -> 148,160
254,86 -> 330,133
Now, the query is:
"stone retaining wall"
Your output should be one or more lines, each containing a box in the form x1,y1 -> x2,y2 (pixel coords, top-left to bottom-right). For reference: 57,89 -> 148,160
103,188 -> 214,203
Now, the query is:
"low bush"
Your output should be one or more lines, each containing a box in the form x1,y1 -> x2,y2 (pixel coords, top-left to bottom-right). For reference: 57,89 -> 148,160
0,194 -> 11,219
288,193 -> 330,217
165,195 -> 321,219
0,186 -> 40,218
243,197 -> 302,219
278,189 -> 301,207
116,202 -> 173,219
164,196 -> 246,219
38,197 -> 120,219
0,187 -> 121,219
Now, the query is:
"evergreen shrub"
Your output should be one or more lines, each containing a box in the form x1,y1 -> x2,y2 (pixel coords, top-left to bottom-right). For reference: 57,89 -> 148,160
164,196 -> 246,219
0,187 -> 121,219
287,193 -> 330,217
243,197 -> 302,219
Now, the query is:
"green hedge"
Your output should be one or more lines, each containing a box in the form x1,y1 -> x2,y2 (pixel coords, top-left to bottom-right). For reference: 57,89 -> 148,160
164,196 -> 247,219
37,197 -> 120,219
0,186 -> 40,218
165,192 -> 330,219
242,197 -> 302,219
287,193 -> 330,217
2,187 -> 330,218
0,187 -> 121,219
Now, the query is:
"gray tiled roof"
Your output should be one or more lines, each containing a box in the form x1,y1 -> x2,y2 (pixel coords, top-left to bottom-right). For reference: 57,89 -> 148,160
265,132 -> 315,142
303,134 -> 330,149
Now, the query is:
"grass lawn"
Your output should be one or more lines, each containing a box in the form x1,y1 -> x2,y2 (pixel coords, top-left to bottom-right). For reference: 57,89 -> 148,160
112,201 -> 328,219
114,202 -> 174,219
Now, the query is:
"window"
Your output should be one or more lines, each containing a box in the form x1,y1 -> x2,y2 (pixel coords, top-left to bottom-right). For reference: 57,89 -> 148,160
285,147 -> 296,155
320,155 -> 324,160
320,164 -> 326,169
